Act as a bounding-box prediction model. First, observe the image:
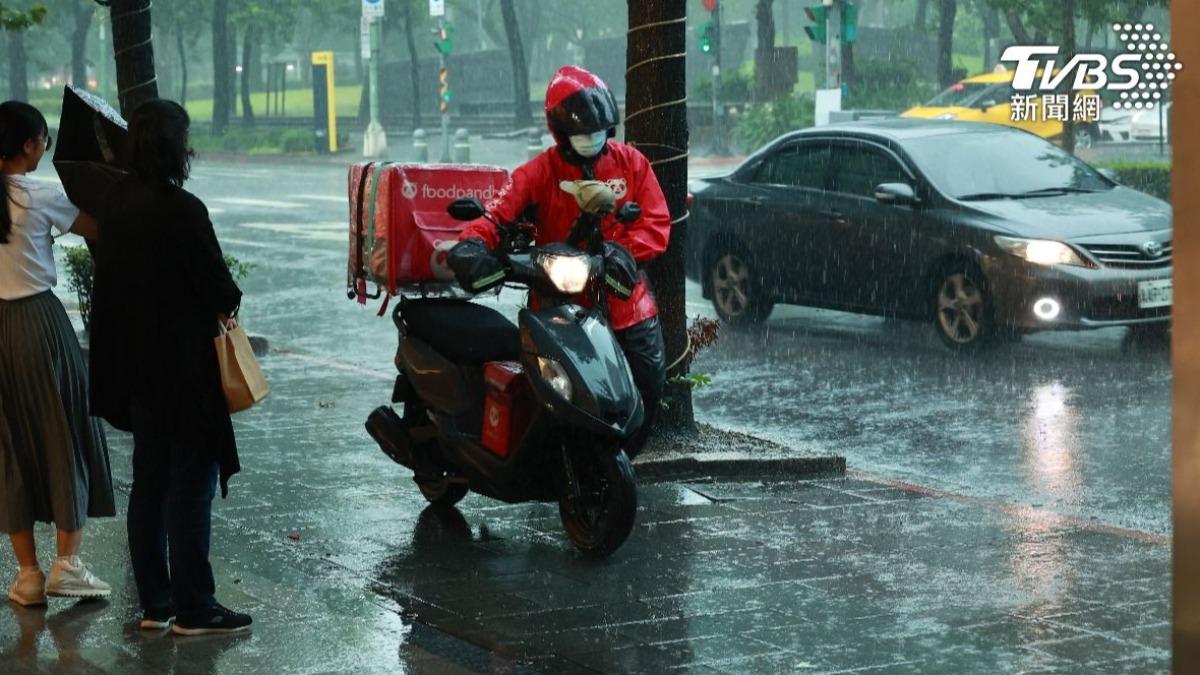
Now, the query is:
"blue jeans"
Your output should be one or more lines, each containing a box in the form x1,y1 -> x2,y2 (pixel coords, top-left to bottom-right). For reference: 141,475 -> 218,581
127,400 -> 219,613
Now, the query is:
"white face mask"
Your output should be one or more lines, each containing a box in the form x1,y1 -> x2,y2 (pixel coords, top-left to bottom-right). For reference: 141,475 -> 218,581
569,131 -> 608,158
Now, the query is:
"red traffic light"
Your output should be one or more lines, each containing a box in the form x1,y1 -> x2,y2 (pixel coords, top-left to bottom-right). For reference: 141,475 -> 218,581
703,0 -> 717,12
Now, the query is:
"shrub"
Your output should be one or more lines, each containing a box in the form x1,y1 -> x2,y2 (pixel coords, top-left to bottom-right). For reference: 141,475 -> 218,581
692,63 -> 755,103
732,94 -> 815,153
1096,160 -> 1171,201
845,57 -> 937,112
63,247 -> 254,333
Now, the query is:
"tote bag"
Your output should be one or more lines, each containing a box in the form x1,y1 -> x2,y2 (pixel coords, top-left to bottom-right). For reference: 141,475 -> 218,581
214,322 -> 270,413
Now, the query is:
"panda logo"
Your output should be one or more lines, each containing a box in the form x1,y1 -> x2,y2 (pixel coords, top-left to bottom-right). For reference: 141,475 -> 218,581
401,181 -> 418,200
605,178 -> 628,200
430,239 -> 458,280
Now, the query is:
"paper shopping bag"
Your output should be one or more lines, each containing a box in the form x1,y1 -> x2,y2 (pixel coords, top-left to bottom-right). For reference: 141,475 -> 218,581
214,323 -> 270,413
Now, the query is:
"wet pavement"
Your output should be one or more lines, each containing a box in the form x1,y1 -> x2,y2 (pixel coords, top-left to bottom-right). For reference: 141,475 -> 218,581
0,153 -> 1171,672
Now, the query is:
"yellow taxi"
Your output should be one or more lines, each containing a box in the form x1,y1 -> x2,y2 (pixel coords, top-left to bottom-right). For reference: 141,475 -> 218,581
902,68 -> 1101,148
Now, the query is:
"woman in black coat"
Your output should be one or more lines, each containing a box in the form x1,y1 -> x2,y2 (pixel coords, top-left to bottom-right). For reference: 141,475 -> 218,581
90,99 -> 252,635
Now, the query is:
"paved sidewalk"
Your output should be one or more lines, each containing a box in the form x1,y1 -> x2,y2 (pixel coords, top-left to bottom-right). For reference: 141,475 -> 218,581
0,343 -> 1170,673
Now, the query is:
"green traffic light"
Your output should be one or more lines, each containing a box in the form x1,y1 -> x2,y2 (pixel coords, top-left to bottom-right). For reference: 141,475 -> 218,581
698,21 -> 717,57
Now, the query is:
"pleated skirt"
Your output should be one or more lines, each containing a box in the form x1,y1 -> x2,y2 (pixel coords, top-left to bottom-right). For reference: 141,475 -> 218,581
0,290 -> 115,533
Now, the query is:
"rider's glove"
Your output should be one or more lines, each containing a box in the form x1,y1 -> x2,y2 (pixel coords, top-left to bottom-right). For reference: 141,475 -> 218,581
602,241 -> 638,301
447,238 -> 505,293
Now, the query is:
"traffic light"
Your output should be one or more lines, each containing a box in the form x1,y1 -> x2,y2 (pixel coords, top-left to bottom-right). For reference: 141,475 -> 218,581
439,67 -> 450,112
699,21 -> 718,56
804,3 -> 858,44
433,23 -> 454,55
841,3 -> 858,44
803,6 -> 827,44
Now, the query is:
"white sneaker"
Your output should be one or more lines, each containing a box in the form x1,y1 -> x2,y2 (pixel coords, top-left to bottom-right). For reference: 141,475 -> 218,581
8,568 -> 47,606
47,556 -> 111,599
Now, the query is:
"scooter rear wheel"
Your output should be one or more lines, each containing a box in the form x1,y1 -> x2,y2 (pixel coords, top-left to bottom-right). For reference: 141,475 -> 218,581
557,445 -> 637,559
416,475 -> 469,507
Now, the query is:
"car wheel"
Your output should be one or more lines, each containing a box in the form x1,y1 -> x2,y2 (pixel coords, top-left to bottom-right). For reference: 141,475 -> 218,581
1074,126 -> 1096,150
708,248 -> 773,325
933,267 -> 994,351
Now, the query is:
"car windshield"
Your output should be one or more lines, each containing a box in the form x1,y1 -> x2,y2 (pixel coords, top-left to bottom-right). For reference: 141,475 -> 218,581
904,131 -> 1113,200
924,81 -> 999,107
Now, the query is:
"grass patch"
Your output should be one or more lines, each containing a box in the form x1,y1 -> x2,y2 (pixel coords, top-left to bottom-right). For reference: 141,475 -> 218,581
183,84 -> 364,121
190,127 -> 316,155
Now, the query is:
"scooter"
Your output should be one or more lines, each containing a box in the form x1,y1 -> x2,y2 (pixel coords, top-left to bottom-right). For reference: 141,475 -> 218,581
365,194 -> 645,558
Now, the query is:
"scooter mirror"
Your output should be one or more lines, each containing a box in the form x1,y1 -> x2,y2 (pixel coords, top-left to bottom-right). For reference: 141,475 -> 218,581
447,198 -> 486,221
616,202 -> 642,225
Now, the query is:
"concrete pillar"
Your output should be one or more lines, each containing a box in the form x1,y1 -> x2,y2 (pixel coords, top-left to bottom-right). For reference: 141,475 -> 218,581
453,128 -> 471,163
412,129 -> 428,163
527,128 -> 544,160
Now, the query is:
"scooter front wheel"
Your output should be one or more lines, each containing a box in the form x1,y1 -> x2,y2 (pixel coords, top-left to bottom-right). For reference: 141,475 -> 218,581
557,444 -> 637,559
415,475 -> 469,507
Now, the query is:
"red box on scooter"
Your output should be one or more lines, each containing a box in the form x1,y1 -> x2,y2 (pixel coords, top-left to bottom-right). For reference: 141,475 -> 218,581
482,361 -> 531,458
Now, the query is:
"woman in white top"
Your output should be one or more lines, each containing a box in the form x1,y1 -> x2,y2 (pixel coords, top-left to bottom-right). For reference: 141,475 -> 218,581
0,101 -> 114,606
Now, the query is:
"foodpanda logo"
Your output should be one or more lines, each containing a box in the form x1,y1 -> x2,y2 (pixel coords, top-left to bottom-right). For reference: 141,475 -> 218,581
401,181 -> 418,199
421,184 -> 498,201
605,178 -> 628,200
429,239 -> 458,280
488,407 -> 500,428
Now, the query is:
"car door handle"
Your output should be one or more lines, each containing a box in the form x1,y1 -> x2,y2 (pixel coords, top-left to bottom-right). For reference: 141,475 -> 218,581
818,209 -> 848,224
741,196 -> 766,207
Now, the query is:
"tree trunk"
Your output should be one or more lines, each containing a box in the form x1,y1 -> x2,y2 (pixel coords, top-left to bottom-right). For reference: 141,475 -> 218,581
108,0 -> 158,115
1062,0 -> 1076,155
936,0 -> 957,88
915,0 -> 930,31
7,30 -> 28,101
240,27 -> 255,125
977,0 -> 999,70
626,0 -> 693,432
71,0 -> 92,88
1004,10 -> 1032,44
227,25 -> 238,119
403,0 -> 422,131
499,0 -> 532,130
212,0 -> 231,133
176,27 -> 188,106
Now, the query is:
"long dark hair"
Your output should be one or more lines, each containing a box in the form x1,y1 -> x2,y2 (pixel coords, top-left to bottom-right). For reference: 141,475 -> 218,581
126,99 -> 194,189
0,101 -> 49,244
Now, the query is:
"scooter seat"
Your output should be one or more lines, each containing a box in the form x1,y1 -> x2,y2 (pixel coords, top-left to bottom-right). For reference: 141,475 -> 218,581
401,299 -> 521,364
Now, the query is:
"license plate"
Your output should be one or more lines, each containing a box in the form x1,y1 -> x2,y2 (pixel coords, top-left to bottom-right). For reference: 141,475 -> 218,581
1138,278 -> 1173,309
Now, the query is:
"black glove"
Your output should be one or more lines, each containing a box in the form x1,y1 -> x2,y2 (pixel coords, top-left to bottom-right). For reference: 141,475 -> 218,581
602,241 -> 638,301
447,238 -> 505,293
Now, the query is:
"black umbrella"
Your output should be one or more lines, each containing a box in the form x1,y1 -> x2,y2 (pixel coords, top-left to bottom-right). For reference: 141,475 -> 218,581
53,85 -> 128,216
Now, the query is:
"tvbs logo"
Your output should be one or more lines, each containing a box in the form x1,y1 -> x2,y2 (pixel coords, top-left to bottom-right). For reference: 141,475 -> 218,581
1001,23 -> 1181,112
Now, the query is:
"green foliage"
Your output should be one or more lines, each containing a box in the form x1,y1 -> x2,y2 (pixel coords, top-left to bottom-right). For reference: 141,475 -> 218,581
0,2 -> 47,31
63,244 -> 93,331
693,65 -> 754,104
63,247 -> 254,332
846,57 -> 938,112
732,94 -> 815,153
1095,160 -> 1171,201
190,127 -> 314,155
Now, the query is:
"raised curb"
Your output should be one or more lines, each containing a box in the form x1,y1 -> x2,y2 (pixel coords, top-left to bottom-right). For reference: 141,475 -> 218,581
634,455 -> 846,483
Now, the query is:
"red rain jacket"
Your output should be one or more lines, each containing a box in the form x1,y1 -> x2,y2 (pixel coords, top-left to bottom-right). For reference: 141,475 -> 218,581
459,142 -> 671,331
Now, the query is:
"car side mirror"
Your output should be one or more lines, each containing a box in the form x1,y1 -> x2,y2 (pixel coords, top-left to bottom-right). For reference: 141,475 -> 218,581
1098,168 -> 1120,184
447,198 -> 486,221
978,99 -> 998,111
874,183 -> 918,207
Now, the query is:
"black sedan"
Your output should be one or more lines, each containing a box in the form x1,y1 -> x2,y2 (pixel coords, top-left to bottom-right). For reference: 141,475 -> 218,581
686,119 -> 1172,350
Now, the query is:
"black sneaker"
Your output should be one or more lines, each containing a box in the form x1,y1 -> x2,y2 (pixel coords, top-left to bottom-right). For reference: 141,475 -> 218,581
140,606 -> 174,630
171,604 -> 252,636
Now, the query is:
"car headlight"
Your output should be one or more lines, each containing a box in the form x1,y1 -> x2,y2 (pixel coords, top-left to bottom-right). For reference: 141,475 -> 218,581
540,253 -> 590,294
536,356 -> 573,401
994,236 -> 1088,267
936,112 -> 957,120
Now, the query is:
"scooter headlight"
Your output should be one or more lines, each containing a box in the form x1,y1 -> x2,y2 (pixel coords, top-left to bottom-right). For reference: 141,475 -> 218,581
536,356 -> 573,401
540,253 -> 590,294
